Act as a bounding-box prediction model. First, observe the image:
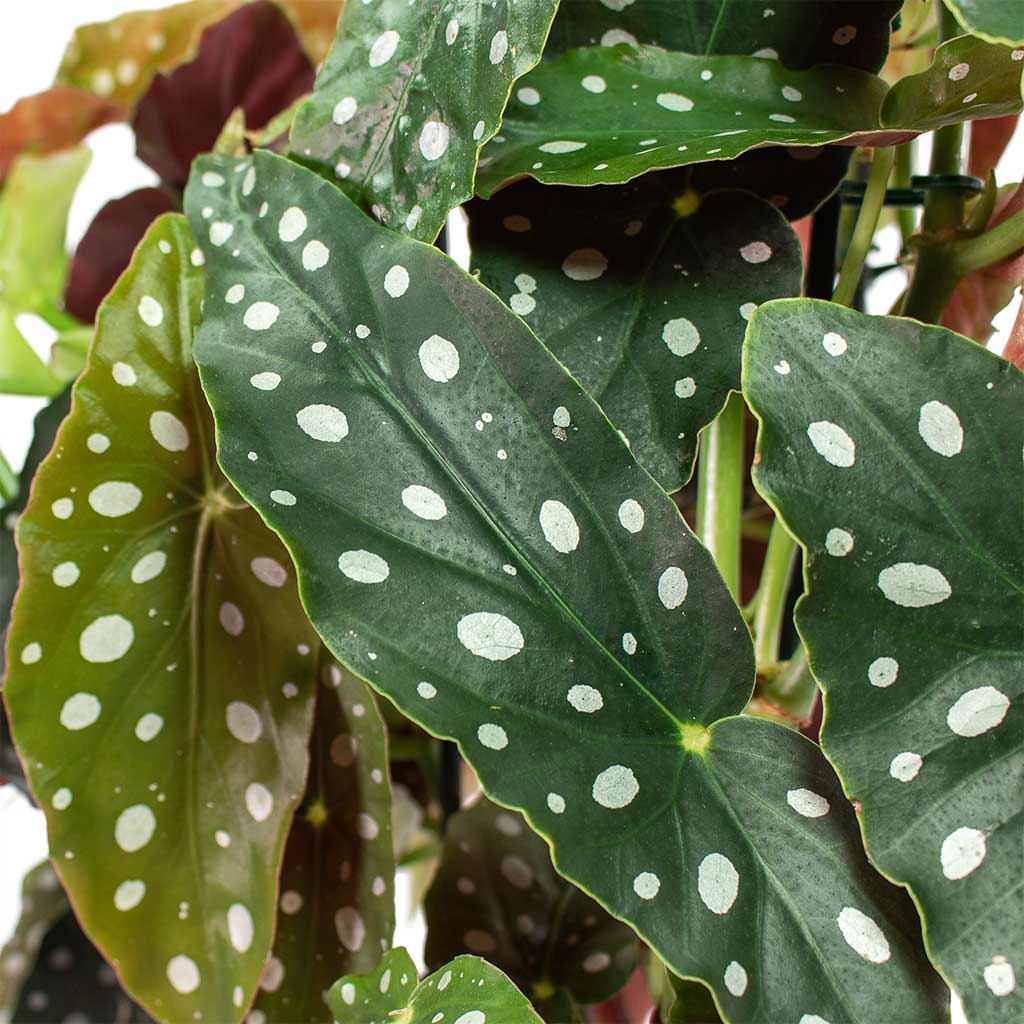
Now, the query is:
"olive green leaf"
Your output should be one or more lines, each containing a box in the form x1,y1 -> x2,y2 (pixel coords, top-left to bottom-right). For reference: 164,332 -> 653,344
0,862 -> 67,1015
467,177 -> 802,490
425,799 -> 637,1018
743,299 -> 1023,1022
328,948 -> 544,1024
186,150 -> 947,1022
881,33 -> 1024,131
547,0 -> 900,72
253,659 -> 395,1022
945,0 -> 1024,46
289,0 -> 559,243
3,214 -> 319,1024
0,148 -> 89,396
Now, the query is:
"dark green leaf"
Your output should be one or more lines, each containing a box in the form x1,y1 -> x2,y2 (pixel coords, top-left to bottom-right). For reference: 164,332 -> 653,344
289,0 -> 559,242
328,948 -> 544,1024
744,298 -> 1023,1021
4,214 -> 319,1023
186,151 -> 946,1022
253,659 -> 395,1023
945,0 -> 1024,46
468,178 -> 802,489
425,798 -> 636,1014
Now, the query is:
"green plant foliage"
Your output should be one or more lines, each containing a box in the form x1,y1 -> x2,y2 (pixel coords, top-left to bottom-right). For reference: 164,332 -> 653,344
186,150 -> 947,1022
945,0 -> 1024,46
744,299 -> 1023,1021
425,798 -> 637,1018
881,33 -> 1024,131
3,214 -> 320,1024
0,148 -> 89,396
289,0 -> 559,243
328,947 -> 544,1024
253,660 -> 396,1023
467,177 -> 802,490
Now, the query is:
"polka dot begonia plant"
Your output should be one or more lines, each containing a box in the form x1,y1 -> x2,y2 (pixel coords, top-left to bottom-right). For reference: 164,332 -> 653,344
2,1 -> 1022,1022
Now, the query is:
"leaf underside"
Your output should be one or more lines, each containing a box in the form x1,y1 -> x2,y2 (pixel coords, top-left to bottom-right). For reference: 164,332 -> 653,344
945,0 -> 1024,46
186,150 -> 946,1023
744,299 -> 1023,1021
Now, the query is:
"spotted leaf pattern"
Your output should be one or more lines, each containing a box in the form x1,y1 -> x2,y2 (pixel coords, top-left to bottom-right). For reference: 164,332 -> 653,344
289,0 -> 559,243
186,150 -> 946,1022
425,798 -> 637,1016
328,948 -> 544,1024
3,214 -> 319,1024
945,0 -> 1024,47
252,660 -> 395,1022
744,299 -> 1024,1022
467,177 -> 802,490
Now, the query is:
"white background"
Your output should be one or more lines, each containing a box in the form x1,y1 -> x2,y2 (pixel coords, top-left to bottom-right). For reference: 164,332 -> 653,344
0,3 -> 1019,1015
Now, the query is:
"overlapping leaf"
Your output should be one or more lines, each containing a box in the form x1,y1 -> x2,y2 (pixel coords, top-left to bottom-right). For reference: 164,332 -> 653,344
289,0 -> 559,242
4,214 -> 319,1024
744,299 -> 1023,1021
468,177 -> 802,489
186,151 -> 946,1022
328,948 -> 544,1024
945,0 -> 1024,46
253,660 -> 395,1023
425,798 -> 636,1019
0,148 -> 89,396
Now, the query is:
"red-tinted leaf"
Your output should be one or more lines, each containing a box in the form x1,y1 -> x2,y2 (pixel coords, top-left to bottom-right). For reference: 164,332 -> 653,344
968,113 -> 1020,180
65,188 -> 177,324
132,1 -> 313,188
0,87 -> 123,181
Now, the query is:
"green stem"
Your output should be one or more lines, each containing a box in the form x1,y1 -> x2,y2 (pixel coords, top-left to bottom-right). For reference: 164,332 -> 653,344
751,518 -> 798,665
894,141 -> 917,248
0,451 -> 18,505
696,392 -> 745,601
832,146 -> 895,307
951,206 -> 1024,275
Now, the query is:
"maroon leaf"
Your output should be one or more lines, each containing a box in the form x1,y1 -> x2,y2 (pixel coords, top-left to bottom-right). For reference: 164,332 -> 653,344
64,187 -> 177,323
132,1 -> 313,188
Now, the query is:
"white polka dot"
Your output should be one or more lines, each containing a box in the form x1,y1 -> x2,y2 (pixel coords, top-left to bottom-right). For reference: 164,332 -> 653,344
941,826 -> 987,880
80,614 -> 134,662
517,87 -> 540,107
135,713 -> 163,742
137,295 -> 163,326
245,783 -> 273,822
114,879 -> 145,911
602,28 -> 639,46
219,602 -> 244,636
402,484 -> 447,520
251,556 -> 287,587
562,248 -> 607,281
539,140 -> 587,154
918,401 -> 963,457
418,334 -> 460,381
333,907 -> 365,953
355,324 -> 371,339
500,854 -> 533,890
807,421 -> 856,467
201,171 -> 224,188
622,632 -> 637,655
786,788 -> 829,817
167,955 -> 200,994
338,550 -> 390,584
60,692 -> 101,730
52,562 -> 80,587
131,551 -> 166,583
226,701 -> 262,743
445,18 -> 459,44
87,433 -> 110,453
657,567 -> 688,609
617,499 -> 644,533
261,956 -> 285,991
88,481 -> 142,517
836,907 -> 890,963
877,562 -> 951,608
271,489 -> 296,506
547,792 -> 565,814
413,681 -> 437,702
739,302 -> 757,320
946,686 -> 1010,737
52,787 -> 72,810
592,764 -> 639,808
698,853 -> 739,914
225,284 -> 245,304
297,404 -> 349,442
489,29 -> 508,64
279,207 -> 307,243
21,641 -> 42,664
773,360 -> 791,375
478,723 -> 508,750
226,903 -> 254,953
419,121 -> 450,161
583,952 -> 611,973
948,62 -> 970,81
458,612 -> 524,660
209,222 -> 233,246
740,241 -> 772,263
115,804 -> 156,852
663,317 -> 700,357
868,657 -> 899,688
889,752 -> 922,782
539,499 -> 580,553
332,96 -> 357,125
633,871 -> 660,899
582,75 -> 606,93
675,377 -> 696,399
820,332 -> 847,357
244,302 -> 280,331
369,29 -> 399,66
280,890 -> 303,915
657,92 -> 694,112
149,411 -> 189,452
113,361 -> 138,387
983,961 -> 1016,997
825,528 -> 853,556
51,497 -> 74,519
331,733 -> 357,767
302,240 -> 329,271
250,371 -> 281,390
215,830 -> 231,848
384,264 -> 410,297
724,961 -> 748,997
567,684 -> 603,713
242,166 -> 256,195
